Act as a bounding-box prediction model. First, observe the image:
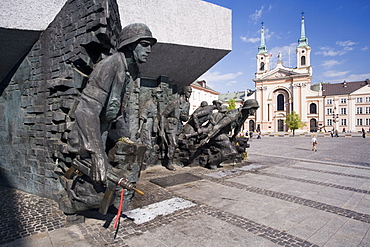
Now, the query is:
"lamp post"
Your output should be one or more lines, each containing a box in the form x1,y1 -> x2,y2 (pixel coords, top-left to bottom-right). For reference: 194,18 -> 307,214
332,106 -> 339,137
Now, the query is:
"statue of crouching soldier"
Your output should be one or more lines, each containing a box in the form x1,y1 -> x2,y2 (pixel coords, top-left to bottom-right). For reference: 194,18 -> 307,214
57,23 -> 156,216
196,99 -> 259,169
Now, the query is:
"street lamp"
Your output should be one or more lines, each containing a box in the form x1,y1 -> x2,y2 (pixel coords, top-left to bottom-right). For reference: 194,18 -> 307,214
332,106 -> 339,137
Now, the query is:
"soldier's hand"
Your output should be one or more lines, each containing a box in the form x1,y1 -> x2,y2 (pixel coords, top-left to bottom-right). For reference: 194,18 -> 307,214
91,153 -> 108,184
135,131 -> 141,139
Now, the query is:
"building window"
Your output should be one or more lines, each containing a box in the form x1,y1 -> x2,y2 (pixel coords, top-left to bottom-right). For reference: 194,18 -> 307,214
357,119 -> 363,125
309,103 -> 317,114
301,56 -> 306,66
357,107 -> 363,114
341,119 -> 347,126
366,97 -> 370,102
327,119 -> 332,126
327,99 -> 332,105
340,98 -> 347,104
277,94 -> 284,111
365,118 -> 370,125
327,108 -> 333,115
366,107 -> 370,114
341,108 -> 347,115
260,62 -> 265,71
356,97 -> 363,103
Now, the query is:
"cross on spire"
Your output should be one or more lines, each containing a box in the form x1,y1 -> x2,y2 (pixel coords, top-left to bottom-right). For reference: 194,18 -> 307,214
298,11 -> 309,47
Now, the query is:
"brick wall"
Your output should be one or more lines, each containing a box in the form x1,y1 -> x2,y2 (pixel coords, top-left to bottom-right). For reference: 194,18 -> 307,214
0,0 -> 121,199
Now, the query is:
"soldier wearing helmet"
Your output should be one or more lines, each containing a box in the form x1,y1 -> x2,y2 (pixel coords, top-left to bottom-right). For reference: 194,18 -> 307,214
160,86 -> 192,170
136,87 -> 163,168
68,23 -> 157,183
196,99 -> 259,167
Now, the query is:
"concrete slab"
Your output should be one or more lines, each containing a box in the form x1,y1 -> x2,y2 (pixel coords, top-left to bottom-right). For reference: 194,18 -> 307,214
205,169 -> 243,179
123,214 -> 279,247
124,197 -> 196,224
323,219 -> 370,247
0,225 -> 91,247
150,173 -> 203,188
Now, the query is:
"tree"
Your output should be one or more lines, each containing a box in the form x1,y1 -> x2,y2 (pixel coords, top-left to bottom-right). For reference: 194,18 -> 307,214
285,111 -> 306,136
227,99 -> 236,110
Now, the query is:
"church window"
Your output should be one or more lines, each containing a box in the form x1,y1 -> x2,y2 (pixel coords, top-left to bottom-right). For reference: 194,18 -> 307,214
277,94 -> 284,111
260,62 -> 265,71
301,56 -> 306,66
309,103 -> 317,114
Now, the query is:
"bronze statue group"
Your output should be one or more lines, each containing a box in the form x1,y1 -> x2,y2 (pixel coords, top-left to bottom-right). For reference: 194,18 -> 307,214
57,23 -> 259,216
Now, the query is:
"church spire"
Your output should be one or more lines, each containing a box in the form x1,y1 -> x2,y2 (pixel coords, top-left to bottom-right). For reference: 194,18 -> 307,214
258,22 -> 268,54
298,12 -> 309,47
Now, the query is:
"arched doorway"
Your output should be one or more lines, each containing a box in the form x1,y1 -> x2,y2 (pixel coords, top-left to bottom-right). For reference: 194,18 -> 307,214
278,119 -> 284,132
249,120 -> 255,132
272,88 -> 290,133
310,118 -> 317,132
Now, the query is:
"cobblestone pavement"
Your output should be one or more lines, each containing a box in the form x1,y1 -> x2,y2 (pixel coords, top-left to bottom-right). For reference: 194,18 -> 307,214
0,187 -> 66,245
1,136 -> 370,246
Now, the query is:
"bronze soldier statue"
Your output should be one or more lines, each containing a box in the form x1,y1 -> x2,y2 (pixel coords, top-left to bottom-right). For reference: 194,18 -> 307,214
61,23 -> 156,214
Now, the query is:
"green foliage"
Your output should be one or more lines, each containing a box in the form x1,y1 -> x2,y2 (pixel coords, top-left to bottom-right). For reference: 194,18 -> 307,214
227,99 -> 236,110
285,111 -> 306,136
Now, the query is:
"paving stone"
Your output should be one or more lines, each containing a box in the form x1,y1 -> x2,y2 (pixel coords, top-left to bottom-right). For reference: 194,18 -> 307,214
150,173 -> 202,187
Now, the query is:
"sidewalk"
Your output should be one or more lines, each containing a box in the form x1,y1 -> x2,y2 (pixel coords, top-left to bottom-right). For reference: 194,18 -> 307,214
1,137 -> 370,246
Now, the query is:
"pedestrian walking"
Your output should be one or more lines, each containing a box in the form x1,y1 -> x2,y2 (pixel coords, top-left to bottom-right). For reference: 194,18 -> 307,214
257,130 -> 261,139
311,134 -> 317,152
362,128 -> 366,138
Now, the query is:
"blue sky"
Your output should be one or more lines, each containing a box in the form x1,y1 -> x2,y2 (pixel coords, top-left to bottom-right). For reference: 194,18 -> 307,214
198,0 -> 370,94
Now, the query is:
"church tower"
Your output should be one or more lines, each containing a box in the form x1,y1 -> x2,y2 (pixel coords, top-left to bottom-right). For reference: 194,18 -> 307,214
296,12 -> 311,69
255,22 -> 270,78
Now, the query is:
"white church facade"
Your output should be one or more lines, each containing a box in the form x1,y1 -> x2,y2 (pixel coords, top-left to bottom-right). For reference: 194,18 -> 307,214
252,15 -> 370,134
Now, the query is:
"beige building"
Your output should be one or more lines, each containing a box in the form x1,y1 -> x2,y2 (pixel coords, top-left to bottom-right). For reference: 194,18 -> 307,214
189,80 -> 220,115
252,16 -> 370,134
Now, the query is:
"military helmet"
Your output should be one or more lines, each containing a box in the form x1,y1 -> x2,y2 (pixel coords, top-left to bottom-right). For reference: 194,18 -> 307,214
242,99 -> 259,110
200,101 -> 208,107
219,105 -> 228,113
212,99 -> 223,106
118,23 -> 157,50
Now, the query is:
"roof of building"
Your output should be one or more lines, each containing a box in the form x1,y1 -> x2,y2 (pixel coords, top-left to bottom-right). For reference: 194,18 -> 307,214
322,79 -> 370,96
191,80 -> 219,94
219,91 -> 245,102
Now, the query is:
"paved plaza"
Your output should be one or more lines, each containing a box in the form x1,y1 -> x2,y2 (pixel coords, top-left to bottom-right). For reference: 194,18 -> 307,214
1,135 -> 370,246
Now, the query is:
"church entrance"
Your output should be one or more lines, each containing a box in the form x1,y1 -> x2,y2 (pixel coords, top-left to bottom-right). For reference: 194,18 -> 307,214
277,119 -> 284,132
310,118 -> 317,132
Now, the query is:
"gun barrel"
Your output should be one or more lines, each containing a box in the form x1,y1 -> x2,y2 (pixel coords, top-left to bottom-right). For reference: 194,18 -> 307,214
133,187 -> 144,196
